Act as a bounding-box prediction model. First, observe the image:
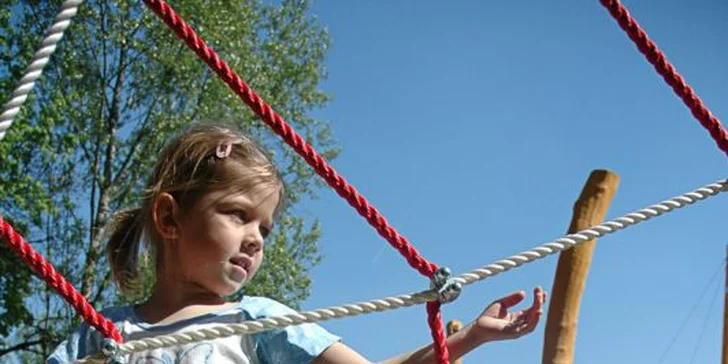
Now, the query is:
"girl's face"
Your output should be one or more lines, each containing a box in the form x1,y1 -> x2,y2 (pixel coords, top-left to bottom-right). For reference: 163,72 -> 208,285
171,183 -> 280,297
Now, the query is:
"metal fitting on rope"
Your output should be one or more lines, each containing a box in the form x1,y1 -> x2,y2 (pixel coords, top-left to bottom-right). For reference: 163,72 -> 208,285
430,267 -> 462,303
101,339 -> 125,364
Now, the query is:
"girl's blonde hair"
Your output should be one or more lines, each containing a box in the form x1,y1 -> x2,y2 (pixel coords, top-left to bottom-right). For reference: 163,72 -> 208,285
105,123 -> 284,293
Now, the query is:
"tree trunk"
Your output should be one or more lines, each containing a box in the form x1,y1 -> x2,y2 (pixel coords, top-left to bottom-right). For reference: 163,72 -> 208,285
81,40 -> 125,298
541,170 -> 619,364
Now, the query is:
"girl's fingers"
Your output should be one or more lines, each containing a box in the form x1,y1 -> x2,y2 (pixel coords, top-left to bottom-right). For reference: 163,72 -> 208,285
533,287 -> 542,308
497,290 -> 527,309
505,314 -> 537,338
532,286 -> 546,313
496,287 -> 547,340
517,307 -> 542,336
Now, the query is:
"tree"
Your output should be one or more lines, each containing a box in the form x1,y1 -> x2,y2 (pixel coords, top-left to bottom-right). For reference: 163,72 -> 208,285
0,0 -> 339,361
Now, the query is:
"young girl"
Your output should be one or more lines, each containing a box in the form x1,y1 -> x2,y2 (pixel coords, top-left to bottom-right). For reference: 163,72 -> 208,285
47,123 -> 547,364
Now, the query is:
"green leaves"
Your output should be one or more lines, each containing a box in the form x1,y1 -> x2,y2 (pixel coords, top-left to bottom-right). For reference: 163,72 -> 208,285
0,0 -> 337,360
0,221 -> 33,338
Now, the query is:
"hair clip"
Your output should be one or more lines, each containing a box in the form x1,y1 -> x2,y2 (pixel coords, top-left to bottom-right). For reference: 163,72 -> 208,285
215,142 -> 233,159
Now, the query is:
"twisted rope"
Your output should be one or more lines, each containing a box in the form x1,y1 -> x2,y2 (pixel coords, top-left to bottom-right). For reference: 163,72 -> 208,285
70,178 -> 727,363
0,217 -> 123,343
427,301 -> 449,363
599,0 -> 728,156
3,1 -> 720,363
141,1 -> 447,362
0,0 -> 84,142
0,0 -> 120,344
141,0 -> 436,279
452,179 -> 727,286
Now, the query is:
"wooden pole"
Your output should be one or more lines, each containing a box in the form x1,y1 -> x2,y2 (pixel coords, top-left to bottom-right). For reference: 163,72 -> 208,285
722,244 -> 728,364
447,320 -> 463,364
541,170 -> 620,364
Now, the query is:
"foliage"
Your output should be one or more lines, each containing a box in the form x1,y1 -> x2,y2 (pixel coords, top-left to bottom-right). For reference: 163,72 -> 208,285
0,0 -> 338,360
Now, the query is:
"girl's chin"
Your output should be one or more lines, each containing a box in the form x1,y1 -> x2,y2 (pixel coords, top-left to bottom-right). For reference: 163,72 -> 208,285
216,281 -> 247,297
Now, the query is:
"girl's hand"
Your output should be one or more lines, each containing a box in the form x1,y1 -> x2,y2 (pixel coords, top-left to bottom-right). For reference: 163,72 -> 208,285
315,287 -> 548,364
472,286 -> 546,343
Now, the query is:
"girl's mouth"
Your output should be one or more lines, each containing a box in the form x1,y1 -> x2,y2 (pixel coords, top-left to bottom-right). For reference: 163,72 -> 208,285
230,256 -> 252,270
229,256 -> 252,282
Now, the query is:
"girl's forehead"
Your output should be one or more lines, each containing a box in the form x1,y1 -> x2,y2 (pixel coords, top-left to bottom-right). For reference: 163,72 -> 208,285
203,183 -> 281,209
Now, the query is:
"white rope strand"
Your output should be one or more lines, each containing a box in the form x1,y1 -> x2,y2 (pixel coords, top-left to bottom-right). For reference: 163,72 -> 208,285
0,0 -> 84,142
452,179 -> 728,286
70,178 -> 727,363
70,294 -> 437,363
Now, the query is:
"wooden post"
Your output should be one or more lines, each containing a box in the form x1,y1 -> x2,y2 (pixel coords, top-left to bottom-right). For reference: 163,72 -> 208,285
447,320 -> 463,364
722,245 -> 728,364
541,170 -> 620,364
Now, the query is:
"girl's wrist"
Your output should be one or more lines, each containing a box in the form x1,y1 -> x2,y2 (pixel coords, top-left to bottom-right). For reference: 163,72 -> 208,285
467,320 -> 496,345
443,322 -> 485,361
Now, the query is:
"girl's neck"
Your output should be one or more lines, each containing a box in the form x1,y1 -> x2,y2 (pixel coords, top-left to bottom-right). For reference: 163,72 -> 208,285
135,273 -> 233,325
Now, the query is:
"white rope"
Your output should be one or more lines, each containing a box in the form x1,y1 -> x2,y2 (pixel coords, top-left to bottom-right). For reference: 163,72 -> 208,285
0,0 -> 84,142
452,179 -> 728,286
71,293 -> 435,363
71,178 -> 727,363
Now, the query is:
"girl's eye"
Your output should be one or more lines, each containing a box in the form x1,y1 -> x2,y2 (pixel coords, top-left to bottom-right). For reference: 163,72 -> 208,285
231,209 -> 248,222
228,208 -> 271,238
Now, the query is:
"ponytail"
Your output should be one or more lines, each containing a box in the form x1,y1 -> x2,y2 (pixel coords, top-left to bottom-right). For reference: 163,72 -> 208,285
106,208 -> 144,293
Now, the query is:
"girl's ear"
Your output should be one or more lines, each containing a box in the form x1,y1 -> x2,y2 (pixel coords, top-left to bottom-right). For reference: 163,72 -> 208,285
152,192 -> 181,241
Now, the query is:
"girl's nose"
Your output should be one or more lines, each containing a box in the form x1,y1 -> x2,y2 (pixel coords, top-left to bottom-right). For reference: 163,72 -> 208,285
242,226 -> 264,253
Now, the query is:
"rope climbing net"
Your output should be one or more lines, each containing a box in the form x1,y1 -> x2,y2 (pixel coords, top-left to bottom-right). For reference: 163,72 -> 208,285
65,179 -> 728,364
0,1 -> 726,364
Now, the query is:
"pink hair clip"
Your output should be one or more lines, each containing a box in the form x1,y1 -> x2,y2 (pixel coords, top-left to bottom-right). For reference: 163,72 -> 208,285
215,142 -> 233,159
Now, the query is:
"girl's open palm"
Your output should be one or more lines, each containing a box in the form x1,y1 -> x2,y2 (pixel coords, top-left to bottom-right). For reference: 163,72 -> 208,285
314,286 -> 548,364
475,287 -> 546,342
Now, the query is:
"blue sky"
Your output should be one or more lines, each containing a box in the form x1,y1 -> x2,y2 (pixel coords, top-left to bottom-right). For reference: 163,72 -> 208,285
289,1 -> 728,363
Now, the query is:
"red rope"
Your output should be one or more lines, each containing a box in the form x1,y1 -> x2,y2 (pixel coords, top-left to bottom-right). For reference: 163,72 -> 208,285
142,0 -> 437,279
599,0 -> 728,156
427,301 -> 451,364
0,217 -> 123,342
5,1 -> 718,359
142,1 -> 448,362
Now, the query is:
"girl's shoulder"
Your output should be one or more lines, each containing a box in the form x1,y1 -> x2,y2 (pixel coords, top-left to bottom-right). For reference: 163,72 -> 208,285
238,295 -> 300,319
45,305 -> 135,364
47,299 -> 339,364
238,296 -> 342,363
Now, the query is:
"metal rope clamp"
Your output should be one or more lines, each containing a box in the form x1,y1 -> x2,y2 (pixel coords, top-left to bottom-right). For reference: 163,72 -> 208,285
101,339 -> 125,364
430,267 -> 462,303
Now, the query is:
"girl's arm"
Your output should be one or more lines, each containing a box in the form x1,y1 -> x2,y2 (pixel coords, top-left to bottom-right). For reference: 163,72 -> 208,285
311,323 -> 481,364
312,287 -> 546,364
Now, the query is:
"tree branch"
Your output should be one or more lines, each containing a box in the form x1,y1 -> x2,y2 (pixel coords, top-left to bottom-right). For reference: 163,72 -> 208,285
82,35 -> 127,298
0,340 -> 44,358
110,92 -> 160,187
90,270 -> 112,306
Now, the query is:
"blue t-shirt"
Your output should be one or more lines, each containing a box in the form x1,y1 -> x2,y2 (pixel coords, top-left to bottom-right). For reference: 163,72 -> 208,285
46,296 -> 340,364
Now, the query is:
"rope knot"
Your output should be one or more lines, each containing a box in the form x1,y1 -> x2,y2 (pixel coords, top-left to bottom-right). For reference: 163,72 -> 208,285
430,267 -> 461,303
